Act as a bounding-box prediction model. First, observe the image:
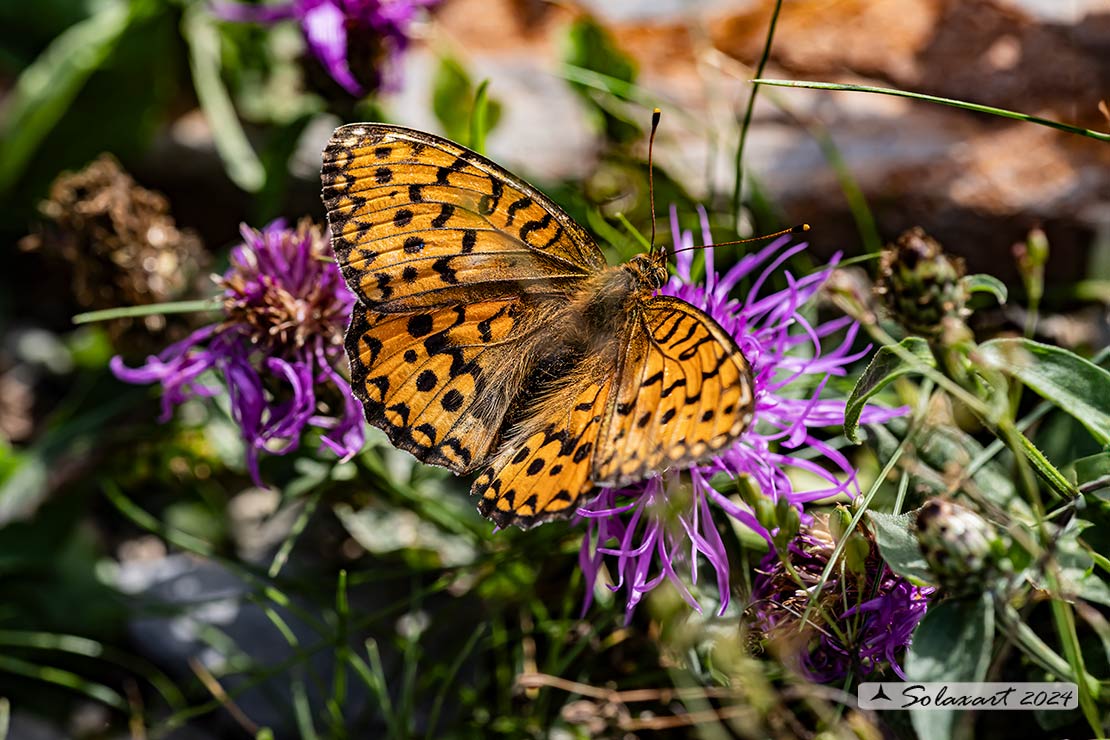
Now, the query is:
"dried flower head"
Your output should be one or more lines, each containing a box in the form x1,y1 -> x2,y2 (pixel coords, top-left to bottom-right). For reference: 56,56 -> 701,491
875,227 -> 968,336
112,219 -> 363,483
22,154 -> 205,337
749,516 -> 933,681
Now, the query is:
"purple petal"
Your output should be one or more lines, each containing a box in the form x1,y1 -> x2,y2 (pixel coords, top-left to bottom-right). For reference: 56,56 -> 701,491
300,1 -> 364,95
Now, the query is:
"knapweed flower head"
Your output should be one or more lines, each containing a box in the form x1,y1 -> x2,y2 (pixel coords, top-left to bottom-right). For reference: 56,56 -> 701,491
578,207 -> 904,619
112,219 -> 363,484
748,516 -> 933,681
213,0 -> 437,95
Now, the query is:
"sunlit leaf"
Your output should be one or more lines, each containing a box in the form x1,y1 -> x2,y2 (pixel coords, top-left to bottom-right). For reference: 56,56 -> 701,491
867,510 -> 933,585
978,338 -> 1110,446
845,337 -> 934,443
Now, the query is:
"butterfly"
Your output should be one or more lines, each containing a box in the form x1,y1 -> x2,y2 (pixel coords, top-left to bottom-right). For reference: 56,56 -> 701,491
321,123 -> 754,529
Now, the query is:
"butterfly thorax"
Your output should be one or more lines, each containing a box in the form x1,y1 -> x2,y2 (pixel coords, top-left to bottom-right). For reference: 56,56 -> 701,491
565,255 -> 667,354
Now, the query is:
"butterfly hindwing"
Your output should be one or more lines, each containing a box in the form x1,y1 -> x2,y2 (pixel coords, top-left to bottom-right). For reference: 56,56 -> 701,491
592,296 -> 754,486
322,124 -> 606,312
346,297 -> 565,474
473,354 -> 616,528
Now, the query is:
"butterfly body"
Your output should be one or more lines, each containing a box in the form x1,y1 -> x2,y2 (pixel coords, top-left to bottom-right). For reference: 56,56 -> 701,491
323,123 -> 755,528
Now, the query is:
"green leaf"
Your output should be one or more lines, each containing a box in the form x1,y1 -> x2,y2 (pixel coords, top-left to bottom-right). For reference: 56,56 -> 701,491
432,56 -> 473,144
845,337 -> 934,443
905,593 -> 995,740
0,0 -> 135,193
978,338 -> 1110,446
962,274 -> 1007,304
562,16 -> 639,142
432,57 -> 501,149
183,4 -> 265,191
1034,520 -> 1110,608
867,511 -> 933,585
1074,451 -> 1110,496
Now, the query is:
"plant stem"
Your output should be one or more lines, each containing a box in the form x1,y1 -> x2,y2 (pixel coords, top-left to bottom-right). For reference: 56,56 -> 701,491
731,0 -> 784,224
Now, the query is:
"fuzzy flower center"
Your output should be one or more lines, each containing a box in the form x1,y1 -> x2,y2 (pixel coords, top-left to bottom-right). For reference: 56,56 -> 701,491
218,221 -> 349,355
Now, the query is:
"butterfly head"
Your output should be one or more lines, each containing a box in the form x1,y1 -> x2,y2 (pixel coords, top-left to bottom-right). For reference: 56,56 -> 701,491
627,253 -> 670,292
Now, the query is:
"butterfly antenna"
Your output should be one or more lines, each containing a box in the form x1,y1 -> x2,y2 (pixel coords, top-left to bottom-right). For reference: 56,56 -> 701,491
670,223 -> 811,256
647,107 -> 661,257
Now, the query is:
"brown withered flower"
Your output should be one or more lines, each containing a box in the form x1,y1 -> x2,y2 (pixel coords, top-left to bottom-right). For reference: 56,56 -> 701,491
22,154 -> 206,339
875,227 -> 968,336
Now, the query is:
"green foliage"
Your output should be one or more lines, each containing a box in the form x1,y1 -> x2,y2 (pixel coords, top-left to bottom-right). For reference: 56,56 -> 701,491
563,16 -> 639,143
978,338 -> 1110,446
867,510 -> 933,585
845,337 -> 935,443
431,56 -> 502,152
905,594 -> 996,740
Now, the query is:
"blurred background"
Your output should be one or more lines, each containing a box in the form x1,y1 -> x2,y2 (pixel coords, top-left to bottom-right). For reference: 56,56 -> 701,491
1,0 -> 1109,738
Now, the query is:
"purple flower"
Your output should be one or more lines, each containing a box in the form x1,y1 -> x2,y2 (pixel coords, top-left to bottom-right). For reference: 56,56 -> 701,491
578,207 -> 905,619
749,520 -> 933,681
212,0 -> 437,95
112,220 -> 363,484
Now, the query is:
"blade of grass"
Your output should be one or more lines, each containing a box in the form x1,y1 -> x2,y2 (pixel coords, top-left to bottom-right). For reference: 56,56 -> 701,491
0,630 -> 184,711
424,624 -> 484,740
0,0 -> 141,193
158,575 -> 455,734
183,4 -> 265,191
268,488 -> 322,578
0,654 -> 126,710
615,213 -> 652,251
73,299 -> 219,325
291,674 -> 319,740
806,124 -> 881,253
364,639 -> 402,738
1048,596 -> 1103,732
0,698 -> 8,740
752,79 -> 1110,143
326,570 -> 351,735
103,481 -> 331,636
731,0 -> 785,223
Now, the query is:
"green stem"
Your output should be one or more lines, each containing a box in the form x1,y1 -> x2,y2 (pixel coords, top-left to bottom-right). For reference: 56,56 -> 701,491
731,0 -> 785,223
1048,590 -> 1104,734
996,601 -> 1103,702
751,79 -> 1110,143
73,298 -> 220,325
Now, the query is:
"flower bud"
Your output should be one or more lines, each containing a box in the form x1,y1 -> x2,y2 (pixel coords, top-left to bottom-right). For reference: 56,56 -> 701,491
875,227 -> 968,336
913,498 -> 999,591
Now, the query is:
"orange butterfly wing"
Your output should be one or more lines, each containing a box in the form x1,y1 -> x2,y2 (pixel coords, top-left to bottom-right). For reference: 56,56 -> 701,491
324,124 -> 607,474
472,354 -> 616,528
322,123 -> 605,312
345,298 -> 567,473
470,298 -> 754,529
592,296 -> 755,487
324,124 -> 755,527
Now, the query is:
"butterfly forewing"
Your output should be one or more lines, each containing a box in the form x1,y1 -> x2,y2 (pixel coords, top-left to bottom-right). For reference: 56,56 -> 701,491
322,124 -> 606,312
592,297 -> 754,487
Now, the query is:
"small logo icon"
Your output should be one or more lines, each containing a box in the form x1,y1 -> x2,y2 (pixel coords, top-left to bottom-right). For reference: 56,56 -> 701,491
870,685 -> 892,702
